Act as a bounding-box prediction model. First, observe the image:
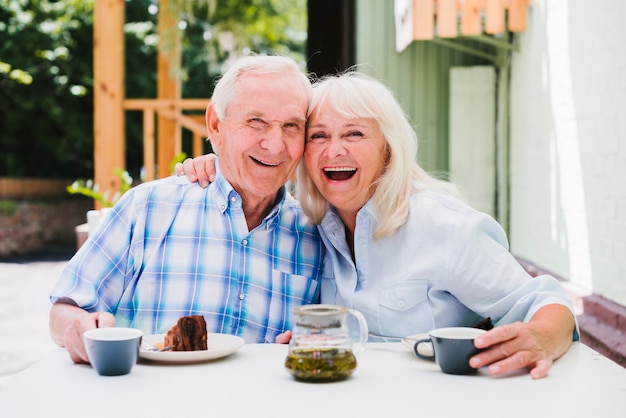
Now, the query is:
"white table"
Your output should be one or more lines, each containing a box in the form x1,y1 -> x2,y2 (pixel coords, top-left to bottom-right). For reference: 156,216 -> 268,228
1,342 -> 625,417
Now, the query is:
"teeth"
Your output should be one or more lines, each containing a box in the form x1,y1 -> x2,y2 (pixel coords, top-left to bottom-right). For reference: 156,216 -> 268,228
323,167 -> 356,172
323,166 -> 356,181
252,156 -> 279,166
259,160 -> 279,166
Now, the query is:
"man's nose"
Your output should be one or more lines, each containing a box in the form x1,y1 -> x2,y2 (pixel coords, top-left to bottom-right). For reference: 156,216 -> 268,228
261,124 -> 287,153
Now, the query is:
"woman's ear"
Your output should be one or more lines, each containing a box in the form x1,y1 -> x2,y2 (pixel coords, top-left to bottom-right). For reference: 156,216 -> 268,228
205,102 -> 222,151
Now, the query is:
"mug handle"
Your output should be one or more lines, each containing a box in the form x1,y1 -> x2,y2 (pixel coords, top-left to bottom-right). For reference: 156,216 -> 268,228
413,338 -> 435,361
348,309 -> 369,355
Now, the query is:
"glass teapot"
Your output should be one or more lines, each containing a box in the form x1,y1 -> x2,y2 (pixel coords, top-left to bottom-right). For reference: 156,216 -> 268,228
284,304 -> 368,382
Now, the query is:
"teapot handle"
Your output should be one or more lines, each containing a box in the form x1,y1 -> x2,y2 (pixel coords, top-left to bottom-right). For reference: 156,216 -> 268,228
348,309 -> 369,354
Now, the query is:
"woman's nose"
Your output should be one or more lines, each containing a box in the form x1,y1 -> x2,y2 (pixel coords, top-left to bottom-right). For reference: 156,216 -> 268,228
325,138 -> 347,158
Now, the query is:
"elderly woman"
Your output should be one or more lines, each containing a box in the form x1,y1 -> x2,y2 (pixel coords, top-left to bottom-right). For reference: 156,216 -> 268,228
179,72 -> 578,379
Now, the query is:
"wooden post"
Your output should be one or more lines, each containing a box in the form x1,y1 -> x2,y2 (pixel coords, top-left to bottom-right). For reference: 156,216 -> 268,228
93,0 -> 125,209
157,0 -> 181,178
508,0 -> 529,32
485,0 -> 506,34
436,0 -> 459,38
191,114 -> 207,157
461,0 -> 484,36
143,109 -> 156,181
415,0 -> 529,40
413,0 -> 434,40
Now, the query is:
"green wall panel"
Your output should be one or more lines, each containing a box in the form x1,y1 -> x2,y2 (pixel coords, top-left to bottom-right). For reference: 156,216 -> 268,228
354,0 -> 492,176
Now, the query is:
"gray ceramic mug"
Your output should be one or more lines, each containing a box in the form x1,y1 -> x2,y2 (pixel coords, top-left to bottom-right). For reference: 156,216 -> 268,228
414,327 -> 486,375
84,327 -> 143,376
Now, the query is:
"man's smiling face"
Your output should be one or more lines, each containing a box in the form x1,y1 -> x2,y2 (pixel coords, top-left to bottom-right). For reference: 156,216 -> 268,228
208,73 -> 308,203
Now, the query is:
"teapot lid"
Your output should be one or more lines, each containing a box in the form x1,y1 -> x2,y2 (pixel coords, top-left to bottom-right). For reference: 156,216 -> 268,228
292,304 -> 348,316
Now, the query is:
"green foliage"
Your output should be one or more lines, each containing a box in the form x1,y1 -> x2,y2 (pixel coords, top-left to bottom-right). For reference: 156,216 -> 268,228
1,0 -> 306,181
168,152 -> 189,175
0,0 -> 159,179
66,168 -> 133,208
0,0 -> 96,178
0,200 -> 18,216
177,0 -> 307,98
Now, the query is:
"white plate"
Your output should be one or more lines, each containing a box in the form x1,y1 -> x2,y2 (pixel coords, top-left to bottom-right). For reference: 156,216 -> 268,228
402,333 -> 434,358
140,333 -> 245,363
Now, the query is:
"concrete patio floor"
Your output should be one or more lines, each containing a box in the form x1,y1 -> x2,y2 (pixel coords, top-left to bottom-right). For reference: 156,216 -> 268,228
0,246 -> 73,390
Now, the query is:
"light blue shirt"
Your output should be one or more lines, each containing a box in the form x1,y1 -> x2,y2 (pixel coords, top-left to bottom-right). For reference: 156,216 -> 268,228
51,165 -> 324,343
319,189 -> 578,340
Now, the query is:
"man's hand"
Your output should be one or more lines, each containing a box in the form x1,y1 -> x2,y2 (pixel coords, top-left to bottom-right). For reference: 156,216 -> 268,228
174,154 -> 218,188
468,304 -> 575,379
50,302 -> 116,364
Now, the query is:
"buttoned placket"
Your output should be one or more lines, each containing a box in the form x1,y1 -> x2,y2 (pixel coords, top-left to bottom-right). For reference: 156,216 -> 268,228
353,210 -> 371,286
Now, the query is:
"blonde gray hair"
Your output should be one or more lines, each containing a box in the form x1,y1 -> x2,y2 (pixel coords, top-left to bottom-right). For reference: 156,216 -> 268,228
212,55 -> 312,120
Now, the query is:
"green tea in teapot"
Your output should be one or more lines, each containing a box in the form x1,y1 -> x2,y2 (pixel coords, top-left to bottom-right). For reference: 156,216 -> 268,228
284,347 -> 357,382
285,305 -> 368,382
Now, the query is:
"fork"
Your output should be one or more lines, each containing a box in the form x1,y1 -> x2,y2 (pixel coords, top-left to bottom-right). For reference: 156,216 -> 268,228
141,340 -> 174,352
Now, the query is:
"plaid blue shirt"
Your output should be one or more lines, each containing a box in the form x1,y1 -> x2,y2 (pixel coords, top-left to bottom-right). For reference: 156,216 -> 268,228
51,167 -> 324,343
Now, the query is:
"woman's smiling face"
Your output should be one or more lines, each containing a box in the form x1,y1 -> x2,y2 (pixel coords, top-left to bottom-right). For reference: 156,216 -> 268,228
304,107 -> 387,217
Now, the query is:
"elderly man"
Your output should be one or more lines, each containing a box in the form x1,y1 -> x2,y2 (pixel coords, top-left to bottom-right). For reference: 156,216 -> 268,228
49,55 -> 325,364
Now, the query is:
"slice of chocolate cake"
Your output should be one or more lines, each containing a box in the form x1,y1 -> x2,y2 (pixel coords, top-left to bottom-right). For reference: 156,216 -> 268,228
164,315 -> 208,351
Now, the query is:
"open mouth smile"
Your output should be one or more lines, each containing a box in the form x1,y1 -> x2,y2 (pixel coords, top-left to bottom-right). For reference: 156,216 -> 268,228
323,167 -> 356,181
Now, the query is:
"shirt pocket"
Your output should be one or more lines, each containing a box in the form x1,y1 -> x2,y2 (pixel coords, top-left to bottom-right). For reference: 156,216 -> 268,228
377,280 -> 435,336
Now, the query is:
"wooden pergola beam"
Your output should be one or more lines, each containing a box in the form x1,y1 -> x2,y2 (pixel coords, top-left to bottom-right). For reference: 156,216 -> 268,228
94,1 -> 206,191
124,98 -> 209,110
93,0 -> 125,209
157,0 -> 181,179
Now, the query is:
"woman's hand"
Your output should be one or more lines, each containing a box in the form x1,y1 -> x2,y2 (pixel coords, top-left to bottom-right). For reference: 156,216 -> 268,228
275,330 -> 292,344
469,304 -> 576,379
175,154 -> 218,187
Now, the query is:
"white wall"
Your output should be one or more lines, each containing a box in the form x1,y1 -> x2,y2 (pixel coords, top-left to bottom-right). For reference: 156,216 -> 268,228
509,0 -> 626,305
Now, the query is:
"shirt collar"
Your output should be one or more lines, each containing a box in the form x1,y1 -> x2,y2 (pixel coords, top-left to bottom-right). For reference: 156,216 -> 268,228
213,158 -> 286,229
322,197 -> 378,227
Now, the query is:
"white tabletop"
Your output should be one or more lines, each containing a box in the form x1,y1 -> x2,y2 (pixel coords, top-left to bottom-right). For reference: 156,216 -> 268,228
1,342 -> 625,417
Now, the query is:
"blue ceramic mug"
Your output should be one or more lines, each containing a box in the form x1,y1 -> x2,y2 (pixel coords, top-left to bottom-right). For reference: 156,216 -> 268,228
83,327 -> 143,376
414,327 -> 486,375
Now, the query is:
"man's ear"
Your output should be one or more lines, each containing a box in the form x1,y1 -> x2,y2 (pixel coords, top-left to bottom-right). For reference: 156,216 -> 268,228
205,102 -> 222,152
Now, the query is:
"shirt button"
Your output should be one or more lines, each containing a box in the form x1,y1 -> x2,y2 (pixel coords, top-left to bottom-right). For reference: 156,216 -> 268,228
230,196 -> 237,203
239,293 -> 245,300
242,239 -> 248,246
397,299 -> 405,308
220,204 -> 225,211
